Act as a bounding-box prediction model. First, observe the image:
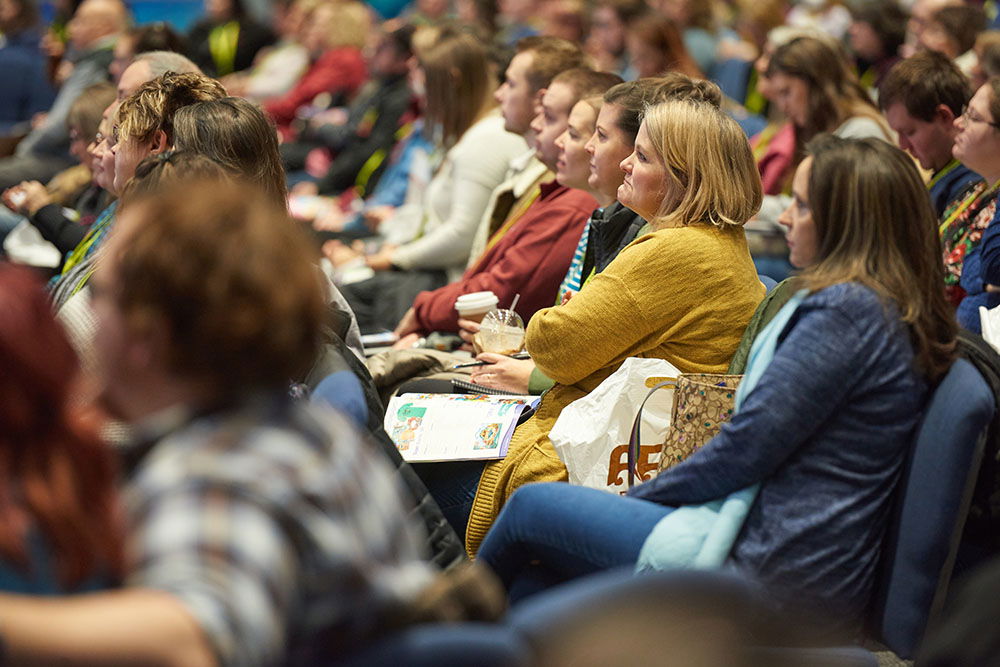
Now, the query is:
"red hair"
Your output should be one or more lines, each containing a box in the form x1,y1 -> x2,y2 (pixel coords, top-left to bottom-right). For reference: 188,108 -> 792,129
0,263 -> 124,587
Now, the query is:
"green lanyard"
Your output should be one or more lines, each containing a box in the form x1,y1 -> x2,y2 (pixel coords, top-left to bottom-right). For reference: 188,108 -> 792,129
209,21 -> 240,76
927,159 -> 961,191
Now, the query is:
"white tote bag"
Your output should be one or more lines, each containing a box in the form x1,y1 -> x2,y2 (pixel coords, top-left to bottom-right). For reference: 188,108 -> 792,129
549,357 -> 680,495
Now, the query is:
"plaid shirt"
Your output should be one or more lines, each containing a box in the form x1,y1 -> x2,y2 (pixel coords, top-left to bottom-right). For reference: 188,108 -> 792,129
120,395 -> 433,666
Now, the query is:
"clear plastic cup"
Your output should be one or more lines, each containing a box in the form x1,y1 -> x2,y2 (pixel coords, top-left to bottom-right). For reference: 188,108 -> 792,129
477,309 -> 525,355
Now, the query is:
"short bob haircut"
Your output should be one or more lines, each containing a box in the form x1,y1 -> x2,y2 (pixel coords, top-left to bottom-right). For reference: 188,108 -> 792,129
109,179 -> 326,393
800,135 -> 956,381
115,71 -> 226,147
641,99 -> 762,228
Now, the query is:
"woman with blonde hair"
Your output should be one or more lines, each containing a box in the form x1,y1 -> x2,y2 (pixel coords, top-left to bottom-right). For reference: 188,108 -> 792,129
478,135 -> 957,633
462,98 -> 765,555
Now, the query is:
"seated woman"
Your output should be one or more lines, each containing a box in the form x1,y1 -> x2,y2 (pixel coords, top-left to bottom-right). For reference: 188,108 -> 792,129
956,79 -> 1000,331
753,36 -> 891,229
261,1 -> 369,138
0,263 -> 123,593
336,28 -> 527,334
460,98 -> 766,555
478,136 -> 957,633
49,72 -> 227,310
468,74 -> 724,395
1,81 -> 116,258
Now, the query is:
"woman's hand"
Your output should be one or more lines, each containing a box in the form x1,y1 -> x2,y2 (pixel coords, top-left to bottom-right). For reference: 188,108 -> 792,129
321,239 -> 364,267
469,353 -> 536,394
3,181 -> 50,216
363,205 -> 394,232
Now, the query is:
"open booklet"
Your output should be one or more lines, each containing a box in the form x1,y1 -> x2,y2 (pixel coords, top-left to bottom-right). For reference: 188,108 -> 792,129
385,393 -> 540,462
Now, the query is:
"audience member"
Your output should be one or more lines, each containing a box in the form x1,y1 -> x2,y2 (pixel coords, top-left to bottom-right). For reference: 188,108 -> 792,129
173,96 -> 287,207
1,81 -> 115,256
219,0 -> 312,101
0,0 -> 126,190
108,22 -> 187,82
186,0 -> 275,76
904,0 -> 960,58
972,30 -> 1000,90
116,49 -> 202,100
847,0 -> 906,91
471,74 -> 725,396
262,0 -> 370,136
956,80 -> 1000,332
283,23 -> 415,197
0,262 -> 124,594
0,0 -> 54,132
392,67 -> 615,343
455,0 -> 498,37
752,36 -> 891,230
496,0 -> 539,46
585,0 -> 646,78
479,136 -> 957,635
656,0 -> 723,74
337,28 -> 527,334
879,51 -> 981,217
50,71 -> 227,309
919,4 -> 986,75
463,98 -> 765,556
0,179 -> 435,665
625,13 -> 702,80
465,36 -> 587,265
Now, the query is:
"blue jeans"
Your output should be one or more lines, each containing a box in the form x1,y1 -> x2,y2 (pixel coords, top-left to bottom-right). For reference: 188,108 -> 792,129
478,482 -> 673,602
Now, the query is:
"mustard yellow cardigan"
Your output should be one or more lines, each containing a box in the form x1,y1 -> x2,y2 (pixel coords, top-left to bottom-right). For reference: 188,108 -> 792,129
465,223 -> 766,555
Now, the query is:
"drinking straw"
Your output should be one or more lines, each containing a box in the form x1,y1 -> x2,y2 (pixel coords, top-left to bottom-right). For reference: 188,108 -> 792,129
509,293 -> 521,313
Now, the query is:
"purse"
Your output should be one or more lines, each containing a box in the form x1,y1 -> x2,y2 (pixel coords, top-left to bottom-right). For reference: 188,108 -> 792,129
627,373 -> 742,487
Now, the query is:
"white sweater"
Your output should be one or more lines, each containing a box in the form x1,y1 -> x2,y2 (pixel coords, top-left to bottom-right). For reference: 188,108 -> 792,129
390,111 -> 528,281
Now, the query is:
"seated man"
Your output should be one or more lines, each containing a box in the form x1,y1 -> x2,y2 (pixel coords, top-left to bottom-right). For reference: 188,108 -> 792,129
0,179 -> 434,665
284,24 -> 416,198
394,68 -> 621,342
0,0 -> 127,190
879,50 -> 982,216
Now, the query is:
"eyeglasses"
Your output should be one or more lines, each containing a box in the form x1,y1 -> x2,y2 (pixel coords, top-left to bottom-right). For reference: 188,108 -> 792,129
961,106 -> 1000,129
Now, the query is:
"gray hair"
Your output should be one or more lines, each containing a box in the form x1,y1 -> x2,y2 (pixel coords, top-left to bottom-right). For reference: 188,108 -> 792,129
134,50 -> 202,78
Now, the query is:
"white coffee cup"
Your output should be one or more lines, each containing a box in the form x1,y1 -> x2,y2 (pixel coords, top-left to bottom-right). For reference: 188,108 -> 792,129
455,291 -> 499,323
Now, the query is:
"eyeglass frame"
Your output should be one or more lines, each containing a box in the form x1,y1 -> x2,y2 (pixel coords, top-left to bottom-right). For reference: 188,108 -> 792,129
961,105 -> 1000,130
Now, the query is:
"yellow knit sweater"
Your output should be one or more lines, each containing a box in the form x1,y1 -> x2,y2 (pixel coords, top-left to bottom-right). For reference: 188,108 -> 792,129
465,223 -> 765,555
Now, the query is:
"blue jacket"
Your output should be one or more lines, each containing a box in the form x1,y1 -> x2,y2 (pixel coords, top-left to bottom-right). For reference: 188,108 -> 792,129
630,283 -> 928,626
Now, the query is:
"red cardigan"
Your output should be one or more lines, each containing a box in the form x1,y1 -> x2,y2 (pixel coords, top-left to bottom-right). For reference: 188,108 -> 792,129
412,181 -> 597,334
264,47 -> 367,130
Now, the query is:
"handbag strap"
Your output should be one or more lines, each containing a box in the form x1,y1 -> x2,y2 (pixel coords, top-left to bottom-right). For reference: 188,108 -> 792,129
627,379 -> 677,488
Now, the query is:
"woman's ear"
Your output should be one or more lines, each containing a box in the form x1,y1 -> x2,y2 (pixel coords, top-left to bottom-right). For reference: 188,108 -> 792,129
149,129 -> 169,155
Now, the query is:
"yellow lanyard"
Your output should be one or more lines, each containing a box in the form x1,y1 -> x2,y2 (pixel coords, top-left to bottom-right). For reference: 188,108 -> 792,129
927,159 -> 960,192
483,186 -> 543,254
209,21 -> 240,76
939,184 -> 996,237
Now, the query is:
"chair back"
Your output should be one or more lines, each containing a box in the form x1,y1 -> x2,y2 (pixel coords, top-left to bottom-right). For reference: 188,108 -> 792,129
868,358 -> 995,658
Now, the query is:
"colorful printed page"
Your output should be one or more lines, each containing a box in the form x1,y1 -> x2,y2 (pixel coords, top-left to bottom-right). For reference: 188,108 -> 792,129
384,393 -> 540,462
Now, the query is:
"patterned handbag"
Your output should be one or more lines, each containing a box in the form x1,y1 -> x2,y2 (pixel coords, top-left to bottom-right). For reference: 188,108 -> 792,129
627,374 -> 742,487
